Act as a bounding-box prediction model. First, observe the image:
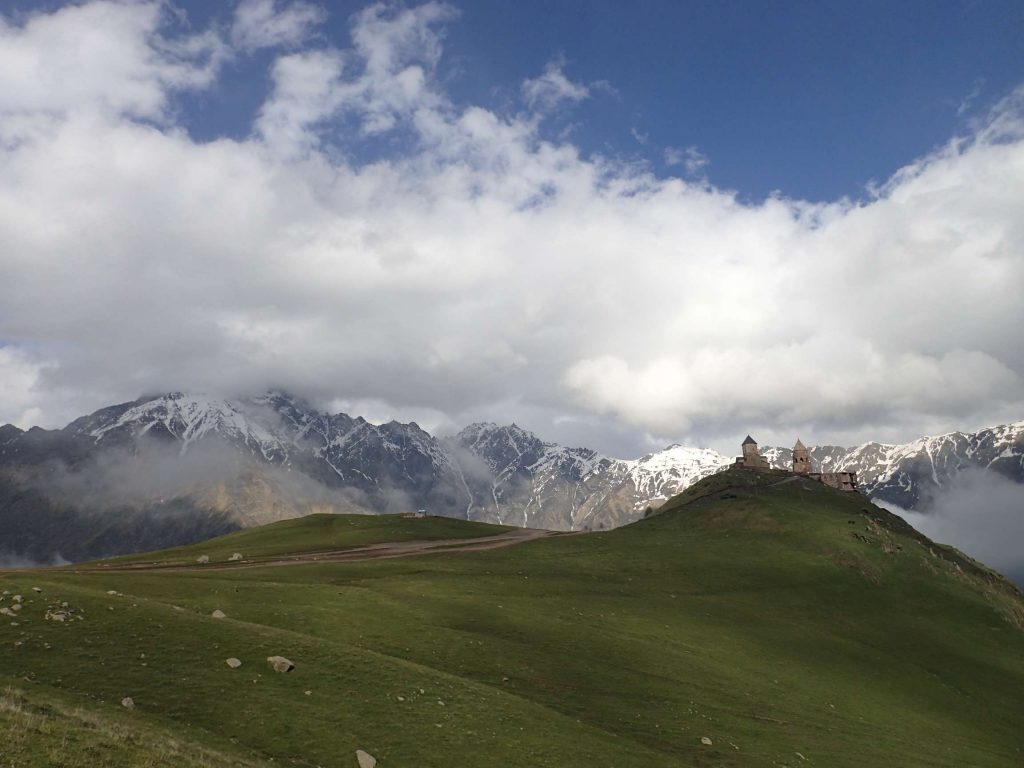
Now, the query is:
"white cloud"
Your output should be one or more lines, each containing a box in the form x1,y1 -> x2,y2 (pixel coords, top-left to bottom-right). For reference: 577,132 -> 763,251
255,1 -> 455,153
0,2 -> 1022,458
522,60 -> 590,112
256,48 -> 346,153
0,347 -> 56,429
664,145 -> 708,175
0,1 -> 223,128
956,77 -> 985,117
231,0 -> 326,51
889,470 -> 1024,584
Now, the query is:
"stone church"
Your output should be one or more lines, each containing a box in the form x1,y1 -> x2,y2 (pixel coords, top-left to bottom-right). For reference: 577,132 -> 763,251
734,435 -> 858,492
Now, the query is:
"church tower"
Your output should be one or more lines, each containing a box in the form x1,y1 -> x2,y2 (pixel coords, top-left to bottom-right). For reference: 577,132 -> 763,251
740,435 -> 768,469
742,435 -> 759,465
792,438 -> 811,475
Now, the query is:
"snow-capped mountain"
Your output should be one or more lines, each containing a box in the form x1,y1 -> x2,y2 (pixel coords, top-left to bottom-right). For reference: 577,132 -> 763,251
0,392 -> 473,563
445,424 -> 733,530
624,445 -> 735,509
762,422 -> 1024,509
64,391 -> 470,514
70,393 -> 291,460
444,424 -> 736,530
1,391 -> 1022,562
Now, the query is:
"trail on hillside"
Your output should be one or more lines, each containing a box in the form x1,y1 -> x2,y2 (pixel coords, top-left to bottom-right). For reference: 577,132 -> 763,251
70,527 -> 558,573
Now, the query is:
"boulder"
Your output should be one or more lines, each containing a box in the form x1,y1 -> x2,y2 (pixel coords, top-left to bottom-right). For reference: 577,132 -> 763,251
226,658 -> 242,669
211,609 -> 227,619
267,655 -> 295,673
229,553 -> 243,561
9,603 -> 21,613
121,697 -> 135,710
31,587 -> 42,593
11,595 -> 22,603
355,750 -> 377,768
196,555 -> 210,564
0,607 -> 14,617
701,736 -> 713,746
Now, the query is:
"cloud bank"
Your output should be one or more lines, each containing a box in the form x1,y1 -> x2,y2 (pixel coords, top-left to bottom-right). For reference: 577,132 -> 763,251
0,1 -> 1022,456
887,470 -> 1024,588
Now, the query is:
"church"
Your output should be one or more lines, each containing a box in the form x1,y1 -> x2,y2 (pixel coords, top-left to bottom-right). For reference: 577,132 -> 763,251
734,435 -> 858,492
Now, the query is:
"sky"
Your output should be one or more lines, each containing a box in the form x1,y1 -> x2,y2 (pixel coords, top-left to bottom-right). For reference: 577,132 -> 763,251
0,0 -> 1022,458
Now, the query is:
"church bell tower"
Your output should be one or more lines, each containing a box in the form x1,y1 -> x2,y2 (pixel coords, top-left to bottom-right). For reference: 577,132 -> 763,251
792,438 -> 811,475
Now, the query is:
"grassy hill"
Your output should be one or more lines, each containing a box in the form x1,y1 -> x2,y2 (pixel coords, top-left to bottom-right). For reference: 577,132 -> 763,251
2,469 -> 1023,767
93,512 -> 513,567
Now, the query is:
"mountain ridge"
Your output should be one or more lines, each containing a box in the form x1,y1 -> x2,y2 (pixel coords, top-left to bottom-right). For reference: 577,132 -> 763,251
1,391 -> 1022,562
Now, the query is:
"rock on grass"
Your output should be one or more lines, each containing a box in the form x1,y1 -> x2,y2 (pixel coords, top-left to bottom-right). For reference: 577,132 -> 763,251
267,656 -> 294,673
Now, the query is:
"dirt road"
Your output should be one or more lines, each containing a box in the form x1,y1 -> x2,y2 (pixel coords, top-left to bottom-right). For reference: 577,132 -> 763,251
71,526 -> 558,573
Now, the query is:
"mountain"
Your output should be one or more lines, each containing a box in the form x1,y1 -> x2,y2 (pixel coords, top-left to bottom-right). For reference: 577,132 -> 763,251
0,392 -> 490,563
1,391 -> 1022,562
761,421 -> 1024,508
448,423 -> 730,530
4,470 -> 1024,766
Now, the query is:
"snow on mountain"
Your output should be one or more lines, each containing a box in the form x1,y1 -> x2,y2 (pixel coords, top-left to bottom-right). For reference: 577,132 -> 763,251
623,445 -> 733,511
455,420 -> 1024,528
3,391 -> 1022,560
448,423 -> 615,529
55,396 -> 1024,525
79,392 -> 290,461
763,421 -> 1024,509
448,424 -> 730,529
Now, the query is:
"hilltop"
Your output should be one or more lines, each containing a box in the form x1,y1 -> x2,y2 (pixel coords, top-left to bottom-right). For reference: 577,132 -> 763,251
3,392 -> 1023,566
2,469 -> 1023,767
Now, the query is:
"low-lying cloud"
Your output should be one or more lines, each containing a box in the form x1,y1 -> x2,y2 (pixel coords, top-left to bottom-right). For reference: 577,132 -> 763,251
0,1 -> 1022,457
0,551 -> 69,569
36,435 -> 372,519
884,469 -> 1024,587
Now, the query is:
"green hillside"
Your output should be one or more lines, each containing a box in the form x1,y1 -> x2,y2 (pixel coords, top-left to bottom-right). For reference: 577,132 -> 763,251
2,469 -> 1023,767
94,513 -> 513,567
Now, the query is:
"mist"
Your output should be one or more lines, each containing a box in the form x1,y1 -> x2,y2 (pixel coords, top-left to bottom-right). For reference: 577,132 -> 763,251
0,429 -> 383,563
881,469 -> 1024,587
43,437 -> 249,508
0,550 -> 69,569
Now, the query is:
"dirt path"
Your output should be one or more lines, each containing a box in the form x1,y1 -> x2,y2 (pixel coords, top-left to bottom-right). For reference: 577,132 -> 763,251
71,527 -> 558,573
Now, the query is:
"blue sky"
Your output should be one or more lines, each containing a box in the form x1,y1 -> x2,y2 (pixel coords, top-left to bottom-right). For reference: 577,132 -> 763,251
11,0 -> 1019,200
56,0 -> 1024,202
0,0 -> 1023,457
441,0 -> 1024,202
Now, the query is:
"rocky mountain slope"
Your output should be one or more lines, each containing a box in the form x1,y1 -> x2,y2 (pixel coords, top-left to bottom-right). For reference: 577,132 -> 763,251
1,392 -> 1021,561
761,421 -> 1024,509
449,423 -> 731,530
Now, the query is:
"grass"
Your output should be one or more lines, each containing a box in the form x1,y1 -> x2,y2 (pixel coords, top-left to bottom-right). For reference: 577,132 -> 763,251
2,469 -> 1023,767
92,513 -> 512,566
0,686 -> 269,767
